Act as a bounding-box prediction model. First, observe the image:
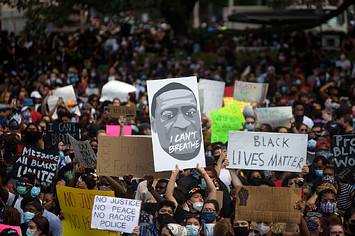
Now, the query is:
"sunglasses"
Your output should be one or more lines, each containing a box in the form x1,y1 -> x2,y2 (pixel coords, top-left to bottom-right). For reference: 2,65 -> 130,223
17,182 -> 32,187
306,212 -> 322,218
321,198 -> 336,203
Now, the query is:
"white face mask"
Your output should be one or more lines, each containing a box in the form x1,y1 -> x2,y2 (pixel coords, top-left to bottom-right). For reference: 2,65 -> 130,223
192,202 -> 204,212
257,223 -> 271,235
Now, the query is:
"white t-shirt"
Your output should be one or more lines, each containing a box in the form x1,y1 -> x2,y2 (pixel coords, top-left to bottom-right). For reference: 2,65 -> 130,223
6,192 -> 24,223
219,168 -> 231,193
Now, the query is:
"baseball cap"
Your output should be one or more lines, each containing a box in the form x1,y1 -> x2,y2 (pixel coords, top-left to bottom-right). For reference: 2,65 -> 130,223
23,98 -> 33,107
316,141 -> 329,149
0,229 -> 20,236
21,106 -> 32,113
326,121 -> 339,131
30,91 -> 42,99
66,100 -> 77,107
186,188 -> 205,201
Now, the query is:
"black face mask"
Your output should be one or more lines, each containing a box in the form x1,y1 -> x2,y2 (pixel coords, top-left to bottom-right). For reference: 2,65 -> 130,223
234,227 -> 249,236
156,213 -> 173,224
294,116 -> 303,124
26,130 -> 39,142
348,223 -> 355,233
249,177 -> 261,186
69,152 -> 75,160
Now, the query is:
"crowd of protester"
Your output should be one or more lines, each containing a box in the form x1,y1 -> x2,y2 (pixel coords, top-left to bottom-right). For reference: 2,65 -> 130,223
0,15 -> 354,236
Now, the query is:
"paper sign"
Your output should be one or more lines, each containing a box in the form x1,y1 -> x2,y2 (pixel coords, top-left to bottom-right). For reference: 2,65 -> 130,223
233,81 -> 268,102
0,224 -> 22,235
199,79 -> 225,118
11,145 -> 58,186
203,224 -> 214,236
91,196 -> 141,233
223,97 -> 250,112
69,135 -> 96,168
256,106 -> 292,128
86,87 -> 100,96
106,125 -> 132,136
48,85 -> 81,119
45,122 -> 80,147
108,105 -> 136,118
56,186 -> 118,236
97,136 -> 170,178
235,186 -> 301,224
332,135 -> 355,181
147,76 -> 205,171
227,131 -> 307,172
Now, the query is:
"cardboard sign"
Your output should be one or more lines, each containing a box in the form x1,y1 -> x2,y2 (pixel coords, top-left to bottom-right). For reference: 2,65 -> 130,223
56,186 -> 118,236
106,125 -> 132,136
97,136 -> 170,178
227,131 -> 307,172
235,186 -> 301,224
45,122 -> 80,147
256,106 -> 292,128
233,81 -> 268,102
198,79 -> 225,118
91,196 -> 141,233
332,135 -> 355,181
69,135 -> 96,168
147,76 -> 205,171
48,85 -> 81,119
11,145 -> 59,186
108,105 -> 136,118
0,224 -> 22,235
210,102 -> 245,144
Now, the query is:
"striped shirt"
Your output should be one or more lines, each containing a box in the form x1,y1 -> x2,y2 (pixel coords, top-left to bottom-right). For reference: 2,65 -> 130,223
337,183 -> 354,211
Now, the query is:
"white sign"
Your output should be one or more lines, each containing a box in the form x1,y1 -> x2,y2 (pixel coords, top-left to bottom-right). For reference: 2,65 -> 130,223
198,79 -> 225,118
147,76 -> 206,171
91,195 -> 141,233
257,106 -> 292,128
227,131 -> 307,172
234,81 -> 268,102
48,85 -> 80,119
100,80 -> 136,103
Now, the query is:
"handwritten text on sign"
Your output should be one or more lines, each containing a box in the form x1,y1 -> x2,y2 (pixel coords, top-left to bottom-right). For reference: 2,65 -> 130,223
91,196 -> 141,233
233,81 -> 268,103
69,135 -> 96,168
11,145 -> 58,186
256,106 -> 292,128
45,122 -> 80,147
332,135 -> 355,181
56,186 -> 117,236
227,131 -> 307,172
109,105 -> 136,118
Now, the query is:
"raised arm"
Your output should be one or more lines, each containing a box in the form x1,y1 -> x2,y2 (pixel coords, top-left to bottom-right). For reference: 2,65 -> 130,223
119,116 -> 126,136
102,176 -> 126,196
215,149 -> 226,177
165,165 -> 179,208
196,163 -> 217,200
229,169 -> 243,188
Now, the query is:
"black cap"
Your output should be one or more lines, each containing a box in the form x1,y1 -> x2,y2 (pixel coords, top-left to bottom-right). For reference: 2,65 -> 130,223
0,229 -> 19,236
205,157 -> 216,166
186,188 -> 205,201
326,121 -> 339,131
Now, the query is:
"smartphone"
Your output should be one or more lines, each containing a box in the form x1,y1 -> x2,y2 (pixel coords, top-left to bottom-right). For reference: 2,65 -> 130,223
59,97 -> 63,101
104,106 -> 109,113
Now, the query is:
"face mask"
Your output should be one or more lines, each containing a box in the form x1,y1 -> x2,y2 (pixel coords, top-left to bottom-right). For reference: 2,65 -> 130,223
69,152 -> 75,160
23,112 -> 31,119
245,123 -> 254,131
234,227 -> 249,236
320,202 -> 337,214
71,107 -> 76,113
202,211 -> 216,223
315,170 -> 323,177
322,176 -> 335,184
17,186 -> 28,195
26,229 -> 35,236
307,139 -> 317,149
316,151 -> 329,159
296,79 -> 301,85
186,225 -> 199,236
192,202 -> 204,212
59,151 -> 65,160
201,178 -> 207,189
249,177 -> 261,186
30,187 -> 41,197
281,86 -> 286,93
205,152 -> 212,158
257,223 -> 271,235
340,54 -> 345,60
306,219 -> 319,231
70,77 -> 76,84
295,116 -> 303,123
325,101 -> 332,109
156,213 -> 172,224
348,224 -> 355,233
26,130 -> 39,141
142,100 -> 147,105
23,211 -> 35,224
71,117 -> 76,123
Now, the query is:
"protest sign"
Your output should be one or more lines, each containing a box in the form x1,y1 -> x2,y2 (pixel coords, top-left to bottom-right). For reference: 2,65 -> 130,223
97,136 -> 170,178
106,125 -> 132,136
256,106 -> 292,128
0,224 -> 21,235
198,79 -> 225,118
235,186 -> 302,224
45,122 -> 80,147
91,196 -> 141,233
56,186 -> 118,236
48,85 -> 81,119
222,97 -> 250,112
147,76 -> 205,171
227,131 -> 307,172
233,81 -> 268,102
108,105 -> 136,118
69,135 -> 96,168
203,224 -> 214,236
210,103 -> 245,143
100,80 -> 136,103
11,145 -> 58,186
332,135 -> 355,181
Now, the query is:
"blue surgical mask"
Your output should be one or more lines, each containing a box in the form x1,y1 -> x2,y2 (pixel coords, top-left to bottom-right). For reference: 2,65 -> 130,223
325,101 -> 332,109
71,107 -> 76,113
59,151 -> 65,160
205,151 -> 212,158
23,212 -> 35,224
201,211 -> 217,223
142,100 -> 147,105
281,86 -> 286,93
296,79 -> 301,85
315,170 -> 323,177
70,77 -> 76,84
23,112 -> 31,119
316,151 -> 329,159
245,123 -> 254,131
186,225 -> 199,236
30,187 -> 41,197
26,229 -> 35,236
17,186 -> 28,195
201,178 -> 207,189
307,139 -> 317,149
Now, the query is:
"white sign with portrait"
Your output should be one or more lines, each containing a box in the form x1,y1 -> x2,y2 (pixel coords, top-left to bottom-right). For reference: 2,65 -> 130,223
147,76 -> 206,172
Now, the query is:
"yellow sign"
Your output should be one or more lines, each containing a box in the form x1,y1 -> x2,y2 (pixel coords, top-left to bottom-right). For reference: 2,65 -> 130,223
56,186 -> 119,236
223,97 -> 249,114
